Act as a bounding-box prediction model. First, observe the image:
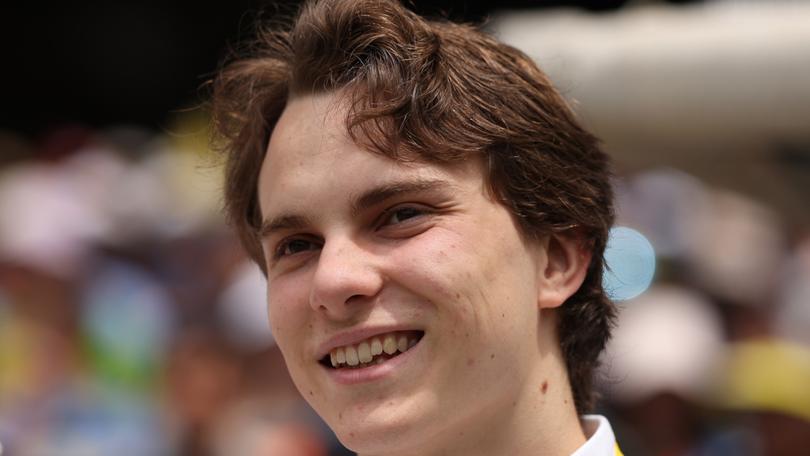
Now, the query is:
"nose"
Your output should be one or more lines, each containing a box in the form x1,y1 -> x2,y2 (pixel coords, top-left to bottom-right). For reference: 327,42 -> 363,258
309,235 -> 383,320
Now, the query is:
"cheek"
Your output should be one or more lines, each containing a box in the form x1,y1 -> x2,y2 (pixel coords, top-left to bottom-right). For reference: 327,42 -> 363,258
266,281 -> 308,354
421,226 -> 522,288
390,233 -> 492,339
402,226 -> 538,333
265,286 -> 315,393
393,232 -> 470,303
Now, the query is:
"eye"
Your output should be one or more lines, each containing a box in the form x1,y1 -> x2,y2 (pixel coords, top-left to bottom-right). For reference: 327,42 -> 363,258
382,206 -> 426,226
275,237 -> 320,259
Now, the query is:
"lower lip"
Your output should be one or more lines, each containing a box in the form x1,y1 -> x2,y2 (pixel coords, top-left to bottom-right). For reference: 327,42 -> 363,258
323,339 -> 422,385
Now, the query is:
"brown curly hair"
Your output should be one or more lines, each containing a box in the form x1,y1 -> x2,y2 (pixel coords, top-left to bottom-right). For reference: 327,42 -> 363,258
210,0 -> 616,414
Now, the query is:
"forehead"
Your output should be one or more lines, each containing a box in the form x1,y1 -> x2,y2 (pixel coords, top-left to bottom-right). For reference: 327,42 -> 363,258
257,93 -> 483,219
260,94 -> 395,207
265,93 -> 347,166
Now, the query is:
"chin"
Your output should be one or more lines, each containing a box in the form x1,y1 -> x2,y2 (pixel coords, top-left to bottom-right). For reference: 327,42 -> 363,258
328,403 -> 436,455
337,430 -> 416,456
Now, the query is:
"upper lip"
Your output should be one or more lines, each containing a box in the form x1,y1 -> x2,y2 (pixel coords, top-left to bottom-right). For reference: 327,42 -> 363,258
315,325 -> 422,360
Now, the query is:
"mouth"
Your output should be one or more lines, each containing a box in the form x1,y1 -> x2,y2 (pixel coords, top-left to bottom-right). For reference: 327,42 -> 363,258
319,330 -> 424,369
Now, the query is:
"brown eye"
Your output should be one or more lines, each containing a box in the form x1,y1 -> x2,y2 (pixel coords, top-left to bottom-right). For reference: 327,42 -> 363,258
277,238 -> 319,258
385,206 -> 425,225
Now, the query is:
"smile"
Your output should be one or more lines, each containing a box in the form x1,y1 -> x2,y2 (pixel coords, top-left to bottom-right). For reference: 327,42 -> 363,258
322,331 -> 423,369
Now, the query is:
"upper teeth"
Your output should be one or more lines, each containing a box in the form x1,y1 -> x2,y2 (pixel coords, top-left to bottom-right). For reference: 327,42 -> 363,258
329,332 -> 419,368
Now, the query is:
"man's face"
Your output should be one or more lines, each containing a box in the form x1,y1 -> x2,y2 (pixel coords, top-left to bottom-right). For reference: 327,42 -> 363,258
257,92 -> 554,453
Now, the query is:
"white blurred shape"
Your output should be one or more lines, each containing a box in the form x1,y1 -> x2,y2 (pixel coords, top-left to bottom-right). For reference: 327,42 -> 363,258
0,159 -> 109,277
617,168 -> 786,307
218,262 -> 273,352
602,285 -> 724,403
492,2 -> 810,139
615,169 -> 710,259
686,189 -> 785,307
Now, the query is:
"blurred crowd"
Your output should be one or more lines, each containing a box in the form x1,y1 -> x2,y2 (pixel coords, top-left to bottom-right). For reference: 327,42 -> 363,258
0,115 -> 808,456
600,169 -> 810,455
0,120 -> 347,456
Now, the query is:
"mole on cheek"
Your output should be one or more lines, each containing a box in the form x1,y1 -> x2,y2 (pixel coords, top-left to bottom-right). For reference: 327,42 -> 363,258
541,381 -> 548,394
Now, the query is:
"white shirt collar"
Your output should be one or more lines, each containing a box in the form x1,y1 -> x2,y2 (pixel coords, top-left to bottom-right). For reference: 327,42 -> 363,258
570,415 -> 617,456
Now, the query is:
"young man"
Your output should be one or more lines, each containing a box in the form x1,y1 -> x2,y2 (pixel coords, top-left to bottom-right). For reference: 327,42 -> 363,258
211,0 -> 619,454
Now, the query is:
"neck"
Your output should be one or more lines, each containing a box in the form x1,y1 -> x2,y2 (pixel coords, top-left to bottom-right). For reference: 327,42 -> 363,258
446,354 -> 587,456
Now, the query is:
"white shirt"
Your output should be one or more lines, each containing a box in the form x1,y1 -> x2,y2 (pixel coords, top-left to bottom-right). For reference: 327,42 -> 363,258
571,415 -> 619,456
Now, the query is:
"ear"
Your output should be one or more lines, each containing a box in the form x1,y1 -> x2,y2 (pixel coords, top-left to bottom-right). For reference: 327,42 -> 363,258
536,232 -> 592,309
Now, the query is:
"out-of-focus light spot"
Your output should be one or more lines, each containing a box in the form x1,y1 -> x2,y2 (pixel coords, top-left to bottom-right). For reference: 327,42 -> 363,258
82,260 -> 174,387
603,226 -> 656,301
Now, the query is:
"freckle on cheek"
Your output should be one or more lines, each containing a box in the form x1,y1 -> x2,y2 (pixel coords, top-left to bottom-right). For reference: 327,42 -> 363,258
541,381 -> 548,394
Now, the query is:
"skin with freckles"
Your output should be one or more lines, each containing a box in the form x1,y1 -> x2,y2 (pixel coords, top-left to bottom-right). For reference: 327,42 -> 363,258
257,92 -> 591,456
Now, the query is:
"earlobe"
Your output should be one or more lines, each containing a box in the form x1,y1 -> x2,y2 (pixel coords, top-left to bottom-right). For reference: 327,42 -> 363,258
536,233 -> 592,309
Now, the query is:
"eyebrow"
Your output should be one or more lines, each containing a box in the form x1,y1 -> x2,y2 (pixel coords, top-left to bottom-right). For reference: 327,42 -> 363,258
349,178 -> 452,218
259,214 -> 312,239
259,178 -> 453,239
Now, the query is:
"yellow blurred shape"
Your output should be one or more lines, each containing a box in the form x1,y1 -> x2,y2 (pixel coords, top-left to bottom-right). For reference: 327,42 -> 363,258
719,339 -> 810,423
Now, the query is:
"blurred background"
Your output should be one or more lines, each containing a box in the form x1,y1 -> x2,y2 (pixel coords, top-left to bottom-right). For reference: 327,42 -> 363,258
1,0 -> 808,455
